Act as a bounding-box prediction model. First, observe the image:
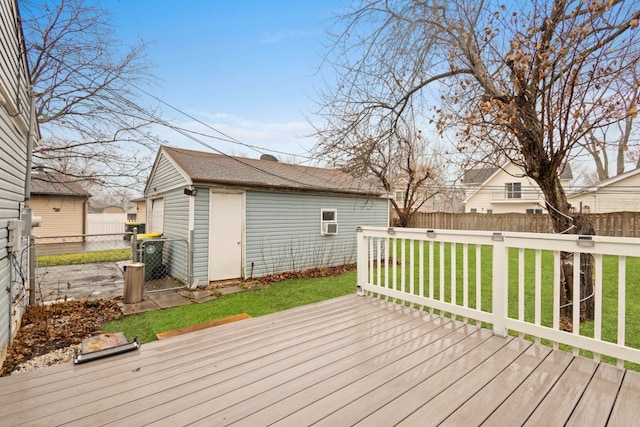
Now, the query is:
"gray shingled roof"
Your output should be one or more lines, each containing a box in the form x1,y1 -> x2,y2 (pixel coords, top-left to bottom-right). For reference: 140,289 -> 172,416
162,146 -> 384,196
463,163 -> 573,184
462,167 -> 499,184
30,174 -> 91,197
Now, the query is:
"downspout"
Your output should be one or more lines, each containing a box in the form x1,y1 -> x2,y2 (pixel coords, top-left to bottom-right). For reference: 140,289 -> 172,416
25,87 -> 36,306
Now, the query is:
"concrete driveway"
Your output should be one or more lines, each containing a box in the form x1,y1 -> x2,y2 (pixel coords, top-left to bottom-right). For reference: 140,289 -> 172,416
35,261 -> 127,303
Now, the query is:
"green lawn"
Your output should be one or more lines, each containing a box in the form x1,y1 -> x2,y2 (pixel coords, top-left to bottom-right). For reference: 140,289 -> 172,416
102,270 -> 356,343
37,248 -> 131,267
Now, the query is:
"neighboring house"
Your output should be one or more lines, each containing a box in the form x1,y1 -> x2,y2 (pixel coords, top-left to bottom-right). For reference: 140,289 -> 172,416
145,146 -> 388,285
30,174 -> 91,240
0,1 -> 39,363
462,161 -> 573,214
568,167 -> 640,213
130,197 -> 146,223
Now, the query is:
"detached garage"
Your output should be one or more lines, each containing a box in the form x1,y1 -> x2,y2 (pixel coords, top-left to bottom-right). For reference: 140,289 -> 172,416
145,146 -> 388,286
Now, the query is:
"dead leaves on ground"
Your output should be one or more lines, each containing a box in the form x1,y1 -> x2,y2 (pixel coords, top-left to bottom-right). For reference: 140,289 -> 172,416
1,299 -> 123,376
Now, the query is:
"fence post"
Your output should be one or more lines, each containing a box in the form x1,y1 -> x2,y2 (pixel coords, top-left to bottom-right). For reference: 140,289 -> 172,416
131,227 -> 138,263
356,226 -> 367,296
491,232 -> 508,337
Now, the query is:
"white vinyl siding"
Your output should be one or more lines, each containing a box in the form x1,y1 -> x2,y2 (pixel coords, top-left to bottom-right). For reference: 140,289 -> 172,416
0,0 -> 32,356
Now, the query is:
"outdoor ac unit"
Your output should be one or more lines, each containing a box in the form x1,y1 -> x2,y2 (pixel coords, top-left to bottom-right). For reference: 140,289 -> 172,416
322,222 -> 338,235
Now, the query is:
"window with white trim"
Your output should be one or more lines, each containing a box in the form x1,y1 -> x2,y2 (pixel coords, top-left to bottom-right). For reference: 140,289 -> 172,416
320,209 -> 338,235
505,182 -> 522,199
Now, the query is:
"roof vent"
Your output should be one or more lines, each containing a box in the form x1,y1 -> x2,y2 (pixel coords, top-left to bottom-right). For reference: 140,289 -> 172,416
260,154 -> 278,162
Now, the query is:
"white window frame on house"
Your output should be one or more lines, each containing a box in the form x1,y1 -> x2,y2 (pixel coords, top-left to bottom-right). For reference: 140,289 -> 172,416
505,182 -> 522,199
394,190 -> 405,205
320,208 -> 338,236
526,208 -> 543,214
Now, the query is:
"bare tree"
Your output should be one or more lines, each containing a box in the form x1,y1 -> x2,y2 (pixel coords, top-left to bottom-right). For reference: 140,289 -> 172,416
19,0 -> 163,191
582,66 -> 640,180
314,97 -> 439,226
317,0 -> 640,322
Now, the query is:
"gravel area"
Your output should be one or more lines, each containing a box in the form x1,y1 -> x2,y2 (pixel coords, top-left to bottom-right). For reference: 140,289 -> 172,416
10,344 -> 80,375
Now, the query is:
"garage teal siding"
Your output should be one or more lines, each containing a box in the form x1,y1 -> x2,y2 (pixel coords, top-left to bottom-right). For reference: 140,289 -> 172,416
192,187 -> 209,285
159,188 -> 189,284
147,153 -> 187,194
245,191 -> 387,278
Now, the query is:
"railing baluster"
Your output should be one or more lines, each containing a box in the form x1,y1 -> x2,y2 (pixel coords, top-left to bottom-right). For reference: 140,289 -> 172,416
392,238 -> 398,294
401,238 -> 406,296
384,238 -> 390,292
419,240 -> 425,304
369,237 -> 374,295
534,249 -> 541,344
518,248 -> 525,339
476,244 -> 481,313
618,256 -> 626,368
463,243 -> 469,324
553,250 -> 560,350
409,239 -> 415,300
439,241 -> 445,305
573,251 -> 581,356
376,238 -> 382,289
594,253 -> 603,362
451,242 -> 456,309
429,240 -> 434,313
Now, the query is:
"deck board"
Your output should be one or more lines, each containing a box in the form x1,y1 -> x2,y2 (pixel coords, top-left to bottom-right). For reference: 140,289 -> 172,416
608,368 -> 640,426
0,294 -> 637,427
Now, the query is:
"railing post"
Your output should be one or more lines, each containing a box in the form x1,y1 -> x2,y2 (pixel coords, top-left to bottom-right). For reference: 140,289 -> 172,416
492,232 -> 508,337
356,226 -> 366,296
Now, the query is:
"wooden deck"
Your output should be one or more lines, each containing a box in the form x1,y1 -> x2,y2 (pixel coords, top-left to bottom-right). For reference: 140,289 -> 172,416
1,294 -> 639,426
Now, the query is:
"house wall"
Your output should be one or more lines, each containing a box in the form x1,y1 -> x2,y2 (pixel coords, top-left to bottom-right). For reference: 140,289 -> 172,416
244,190 -> 388,278
30,195 -> 87,240
0,0 -> 31,362
149,188 -> 190,284
192,187 -> 209,285
144,152 -> 192,284
135,200 -> 146,224
465,162 -> 571,214
146,152 -> 188,196
568,172 -> 640,213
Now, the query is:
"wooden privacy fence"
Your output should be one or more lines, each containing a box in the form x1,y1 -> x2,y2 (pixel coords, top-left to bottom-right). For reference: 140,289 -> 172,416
407,211 -> 640,237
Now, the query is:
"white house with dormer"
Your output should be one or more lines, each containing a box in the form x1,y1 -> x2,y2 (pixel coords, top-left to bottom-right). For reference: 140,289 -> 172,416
462,161 -> 573,214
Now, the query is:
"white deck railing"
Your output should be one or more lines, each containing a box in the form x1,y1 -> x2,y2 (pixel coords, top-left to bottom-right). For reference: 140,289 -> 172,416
356,226 -> 640,366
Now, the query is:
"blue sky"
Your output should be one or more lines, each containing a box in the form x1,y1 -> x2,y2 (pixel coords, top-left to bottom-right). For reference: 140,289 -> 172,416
108,0 -> 344,162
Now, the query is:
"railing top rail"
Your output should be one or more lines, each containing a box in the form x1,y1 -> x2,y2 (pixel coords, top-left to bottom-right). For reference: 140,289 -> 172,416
358,226 -> 639,256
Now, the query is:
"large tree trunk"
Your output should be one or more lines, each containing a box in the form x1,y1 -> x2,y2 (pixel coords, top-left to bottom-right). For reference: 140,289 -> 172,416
532,169 -> 595,328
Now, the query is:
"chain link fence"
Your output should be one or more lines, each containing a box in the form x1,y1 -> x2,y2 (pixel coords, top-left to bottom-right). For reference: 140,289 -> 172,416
34,232 -> 191,303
